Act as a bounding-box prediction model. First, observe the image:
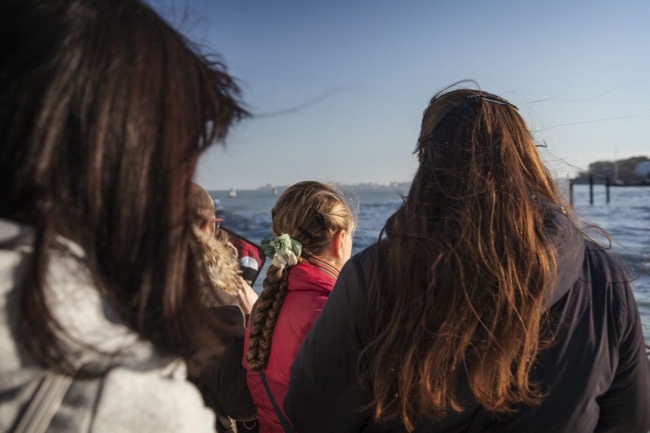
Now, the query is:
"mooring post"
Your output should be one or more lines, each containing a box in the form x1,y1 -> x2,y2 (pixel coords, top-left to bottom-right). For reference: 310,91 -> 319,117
605,176 -> 610,204
589,174 -> 594,206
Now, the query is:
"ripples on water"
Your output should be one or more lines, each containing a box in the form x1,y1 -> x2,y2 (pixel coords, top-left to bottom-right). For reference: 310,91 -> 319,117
211,183 -> 650,343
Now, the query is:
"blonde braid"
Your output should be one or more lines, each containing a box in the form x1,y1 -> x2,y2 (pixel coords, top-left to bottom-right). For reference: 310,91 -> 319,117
246,262 -> 295,370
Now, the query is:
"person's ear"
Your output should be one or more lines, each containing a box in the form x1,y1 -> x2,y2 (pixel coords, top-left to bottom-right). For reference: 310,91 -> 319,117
200,219 -> 215,237
330,229 -> 346,260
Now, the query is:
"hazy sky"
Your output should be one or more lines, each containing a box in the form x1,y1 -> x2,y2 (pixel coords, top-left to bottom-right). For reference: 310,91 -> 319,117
150,0 -> 650,190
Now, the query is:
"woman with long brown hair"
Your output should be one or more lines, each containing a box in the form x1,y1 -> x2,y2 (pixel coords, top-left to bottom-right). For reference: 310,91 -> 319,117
243,181 -> 355,433
0,0 -> 247,431
285,86 -> 650,433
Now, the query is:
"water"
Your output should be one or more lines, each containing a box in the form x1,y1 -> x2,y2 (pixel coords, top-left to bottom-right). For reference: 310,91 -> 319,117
211,185 -> 409,255
211,183 -> 650,344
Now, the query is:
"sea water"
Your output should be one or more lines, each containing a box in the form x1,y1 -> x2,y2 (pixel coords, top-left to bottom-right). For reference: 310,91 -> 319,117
211,183 -> 650,343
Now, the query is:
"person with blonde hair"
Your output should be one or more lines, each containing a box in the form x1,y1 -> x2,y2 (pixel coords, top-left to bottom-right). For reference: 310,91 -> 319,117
188,182 -> 258,317
285,86 -> 650,433
0,0 -> 247,431
243,181 -> 355,433
187,182 -> 259,433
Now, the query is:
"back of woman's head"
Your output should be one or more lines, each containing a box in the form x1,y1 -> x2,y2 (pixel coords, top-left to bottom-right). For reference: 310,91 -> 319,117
246,181 -> 354,370
187,182 -> 241,299
0,0 -> 247,373
366,85 -> 564,430
271,181 -> 354,256
411,87 -> 558,209
189,183 -> 217,229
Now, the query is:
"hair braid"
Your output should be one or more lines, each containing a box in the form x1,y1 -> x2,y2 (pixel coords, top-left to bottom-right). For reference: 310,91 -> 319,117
246,263 -> 295,370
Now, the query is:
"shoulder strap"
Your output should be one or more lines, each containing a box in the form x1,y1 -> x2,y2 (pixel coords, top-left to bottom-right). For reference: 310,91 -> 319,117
14,371 -> 74,433
257,370 -> 295,433
249,303 -> 295,433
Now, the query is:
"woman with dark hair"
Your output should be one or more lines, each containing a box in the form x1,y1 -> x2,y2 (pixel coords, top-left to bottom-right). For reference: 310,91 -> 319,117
0,0 -> 247,431
285,86 -> 650,433
243,181 -> 355,433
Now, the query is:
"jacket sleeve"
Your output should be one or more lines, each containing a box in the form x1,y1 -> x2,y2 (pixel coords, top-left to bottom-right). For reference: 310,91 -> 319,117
192,305 -> 258,421
284,253 -> 373,433
595,274 -> 650,433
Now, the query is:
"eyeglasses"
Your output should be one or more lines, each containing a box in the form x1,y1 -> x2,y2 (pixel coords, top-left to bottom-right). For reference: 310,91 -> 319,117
209,217 -> 223,230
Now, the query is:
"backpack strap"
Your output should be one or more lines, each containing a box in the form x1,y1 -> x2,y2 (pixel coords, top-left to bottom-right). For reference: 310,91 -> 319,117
249,303 -> 295,433
257,370 -> 295,433
14,371 -> 73,433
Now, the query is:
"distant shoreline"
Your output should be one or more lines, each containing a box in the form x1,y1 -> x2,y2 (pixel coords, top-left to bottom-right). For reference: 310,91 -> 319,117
211,177 -> 650,193
212,182 -> 413,193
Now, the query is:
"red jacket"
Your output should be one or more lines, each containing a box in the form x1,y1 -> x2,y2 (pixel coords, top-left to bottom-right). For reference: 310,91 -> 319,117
243,258 -> 337,433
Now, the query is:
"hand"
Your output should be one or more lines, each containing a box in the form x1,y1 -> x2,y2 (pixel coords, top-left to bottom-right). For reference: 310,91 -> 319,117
234,277 -> 258,315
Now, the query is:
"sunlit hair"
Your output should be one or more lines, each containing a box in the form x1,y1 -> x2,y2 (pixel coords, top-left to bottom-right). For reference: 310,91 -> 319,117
0,0 -> 247,374
362,84 -> 563,430
246,181 -> 355,370
189,182 -> 217,228
188,182 -> 240,299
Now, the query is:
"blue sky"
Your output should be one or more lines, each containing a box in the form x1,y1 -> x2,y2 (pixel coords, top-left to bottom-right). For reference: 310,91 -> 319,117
150,0 -> 650,190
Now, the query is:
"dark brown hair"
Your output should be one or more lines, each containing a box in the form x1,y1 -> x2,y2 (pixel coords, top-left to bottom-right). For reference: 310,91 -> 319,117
0,0 -> 247,374
246,181 -> 354,370
363,85 -> 563,430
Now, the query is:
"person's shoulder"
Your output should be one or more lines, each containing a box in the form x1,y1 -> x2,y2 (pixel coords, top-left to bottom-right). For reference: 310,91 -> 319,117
93,359 -> 215,433
582,240 -> 637,330
583,240 -> 630,286
338,243 -> 379,288
352,242 -> 379,266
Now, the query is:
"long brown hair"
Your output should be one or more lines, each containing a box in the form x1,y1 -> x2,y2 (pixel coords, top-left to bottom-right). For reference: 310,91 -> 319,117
0,0 -> 247,374
363,85 -> 563,430
246,181 -> 354,370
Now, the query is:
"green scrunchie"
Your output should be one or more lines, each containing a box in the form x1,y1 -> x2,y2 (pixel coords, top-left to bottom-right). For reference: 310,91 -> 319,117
261,234 -> 302,269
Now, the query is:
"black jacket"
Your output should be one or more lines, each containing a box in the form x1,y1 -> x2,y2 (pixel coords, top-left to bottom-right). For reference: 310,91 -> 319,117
191,304 -> 258,423
285,211 -> 650,433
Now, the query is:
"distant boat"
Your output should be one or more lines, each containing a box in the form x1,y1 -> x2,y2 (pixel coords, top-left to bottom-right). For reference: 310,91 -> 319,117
228,188 -> 237,198
272,187 -> 277,195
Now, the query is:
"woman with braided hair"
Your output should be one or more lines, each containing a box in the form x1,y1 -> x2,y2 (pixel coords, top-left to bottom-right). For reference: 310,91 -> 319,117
243,181 -> 355,433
